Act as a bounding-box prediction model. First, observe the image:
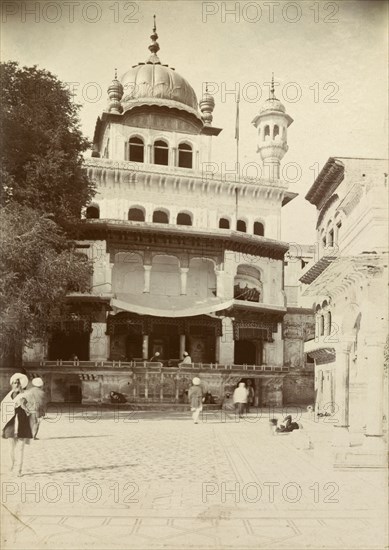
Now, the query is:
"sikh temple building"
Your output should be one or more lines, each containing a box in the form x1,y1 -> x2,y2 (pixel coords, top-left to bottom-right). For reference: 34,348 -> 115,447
21,22 -> 315,406
301,157 -> 388,466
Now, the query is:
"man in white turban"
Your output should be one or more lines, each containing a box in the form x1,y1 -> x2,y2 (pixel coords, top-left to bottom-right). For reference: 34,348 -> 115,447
188,377 -> 204,424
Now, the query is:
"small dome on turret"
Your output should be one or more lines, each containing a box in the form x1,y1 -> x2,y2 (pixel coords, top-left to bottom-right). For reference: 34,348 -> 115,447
259,97 -> 286,114
107,69 -> 123,114
199,85 -> 215,125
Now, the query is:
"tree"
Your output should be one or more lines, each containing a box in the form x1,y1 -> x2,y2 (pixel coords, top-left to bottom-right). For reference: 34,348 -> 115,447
0,205 -> 92,365
0,61 -> 95,226
0,62 -> 95,365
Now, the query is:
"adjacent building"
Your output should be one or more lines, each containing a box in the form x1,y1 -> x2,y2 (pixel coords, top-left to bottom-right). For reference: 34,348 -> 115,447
301,157 -> 388,466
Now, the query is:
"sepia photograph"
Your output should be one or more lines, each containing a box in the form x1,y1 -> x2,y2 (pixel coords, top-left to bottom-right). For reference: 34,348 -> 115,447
0,0 -> 388,549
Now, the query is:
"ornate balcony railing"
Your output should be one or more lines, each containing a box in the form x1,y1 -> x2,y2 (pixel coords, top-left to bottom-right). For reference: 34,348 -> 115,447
22,360 -> 289,373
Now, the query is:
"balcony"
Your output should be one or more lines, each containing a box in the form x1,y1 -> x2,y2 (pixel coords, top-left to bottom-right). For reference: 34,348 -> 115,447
22,360 -> 289,374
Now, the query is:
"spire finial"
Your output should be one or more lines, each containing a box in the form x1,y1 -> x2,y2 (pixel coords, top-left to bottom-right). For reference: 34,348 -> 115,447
114,67 -> 117,80
205,82 -> 209,93
270,72 -> 275,99
148,15 -> 160,57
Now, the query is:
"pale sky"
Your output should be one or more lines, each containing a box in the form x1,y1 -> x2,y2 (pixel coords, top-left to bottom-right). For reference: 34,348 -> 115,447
2,0 -> 387,244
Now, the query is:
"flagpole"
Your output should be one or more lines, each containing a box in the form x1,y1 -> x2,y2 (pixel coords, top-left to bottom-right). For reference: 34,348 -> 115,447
235,88 -> 240,222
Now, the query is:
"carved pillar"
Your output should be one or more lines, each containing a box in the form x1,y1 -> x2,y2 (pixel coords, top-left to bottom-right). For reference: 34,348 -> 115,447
179,334 -> 186,358
215,269 -> 224,298
143,265 -> 152,293
219,317 -> 234,364
160,372 -> 164,402
147,144 -> 152,163
90,322 -> 109,361
332,342 -> 351,447
364,341 -> 385,437
145,371 -> 149,399
180,267 -> 189,295
215,336 -> 221,363
142,335 -> 149,360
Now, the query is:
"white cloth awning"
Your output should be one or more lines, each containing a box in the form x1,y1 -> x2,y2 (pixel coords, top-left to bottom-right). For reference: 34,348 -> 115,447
112,293 -> 234,318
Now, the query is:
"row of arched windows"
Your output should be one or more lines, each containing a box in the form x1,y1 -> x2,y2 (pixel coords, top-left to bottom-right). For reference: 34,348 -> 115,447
219,218 -> 264,236
126,137 -> 193,168
315,300 -> 332,337
259,125 -> 286,141
86,206 -> 265,235
86,205 -> 193,226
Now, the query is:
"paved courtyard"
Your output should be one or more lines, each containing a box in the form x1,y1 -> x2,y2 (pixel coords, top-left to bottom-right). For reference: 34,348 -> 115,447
1,406 -> 387,550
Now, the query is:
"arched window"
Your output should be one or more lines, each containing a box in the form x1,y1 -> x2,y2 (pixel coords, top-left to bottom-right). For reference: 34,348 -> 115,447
236,219 -> 247,232
176,212 -> 192,226
273,125 -> 279,139
128,137 -> 144,163
154,140 -> 169,166
254,222 -> 264,236
219,218 -> 230,229
264,125 -> 270,140
178,143 -> 192,169
153,210 -> 169,224
86,205 -> 99,219
128,207 -> 145,222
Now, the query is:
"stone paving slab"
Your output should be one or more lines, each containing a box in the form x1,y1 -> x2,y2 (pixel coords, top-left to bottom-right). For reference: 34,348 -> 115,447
1,409 -> 387,549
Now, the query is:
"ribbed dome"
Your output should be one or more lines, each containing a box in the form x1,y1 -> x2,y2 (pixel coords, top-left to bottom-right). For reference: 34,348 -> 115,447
121,63 -> 198,112
259,97 -> 286,114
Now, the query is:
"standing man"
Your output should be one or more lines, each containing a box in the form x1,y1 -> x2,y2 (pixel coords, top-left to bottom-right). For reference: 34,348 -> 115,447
25,377 -> 47,439
233,382 -> 248,419
188,377 -> 204,424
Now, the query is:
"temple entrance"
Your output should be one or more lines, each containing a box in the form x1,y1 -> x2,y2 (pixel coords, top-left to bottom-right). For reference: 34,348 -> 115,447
187,327 -> 216,363
48,332 -> 89,361
149,326 -> 180,361
234,340 -> 256,365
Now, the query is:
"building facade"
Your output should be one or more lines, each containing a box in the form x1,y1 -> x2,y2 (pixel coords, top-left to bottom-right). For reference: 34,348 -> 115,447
20,23 -> 314,407
301,157 -> 388,466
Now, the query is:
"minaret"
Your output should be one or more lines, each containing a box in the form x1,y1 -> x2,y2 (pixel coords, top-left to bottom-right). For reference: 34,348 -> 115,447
252,75 -> 293,181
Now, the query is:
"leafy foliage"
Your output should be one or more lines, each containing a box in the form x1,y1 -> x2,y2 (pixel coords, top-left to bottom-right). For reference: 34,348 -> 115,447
0,205 -> 92,363
0,61 -> 95,225
0,62 -> 95,365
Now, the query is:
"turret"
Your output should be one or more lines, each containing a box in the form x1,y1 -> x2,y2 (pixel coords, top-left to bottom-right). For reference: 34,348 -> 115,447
107,68 -> 123,114
199,83 -> 215,125
252,75 -> 293,181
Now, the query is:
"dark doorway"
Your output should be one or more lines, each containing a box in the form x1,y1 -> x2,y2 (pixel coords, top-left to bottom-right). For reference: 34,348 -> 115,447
48,332 -> 89,361
67,384 -> 82,403
234,340 -> 256,365
150,329 -> 180,360
125,334 -> 143,361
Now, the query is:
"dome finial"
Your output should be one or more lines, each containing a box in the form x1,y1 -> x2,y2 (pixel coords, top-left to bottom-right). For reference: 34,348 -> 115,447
270,72 -> 277,99
148,14 -> 160,61
114,67 -> 118,80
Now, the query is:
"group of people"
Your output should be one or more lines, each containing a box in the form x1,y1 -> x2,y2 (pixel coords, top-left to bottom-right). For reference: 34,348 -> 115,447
149,351 -> 192,366
187,378 -> 257,423
1,373 -> 47,476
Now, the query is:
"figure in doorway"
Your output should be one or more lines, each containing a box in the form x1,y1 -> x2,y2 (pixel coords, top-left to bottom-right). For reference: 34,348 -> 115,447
188,377 -> 204,424
179,351 -> 192,366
